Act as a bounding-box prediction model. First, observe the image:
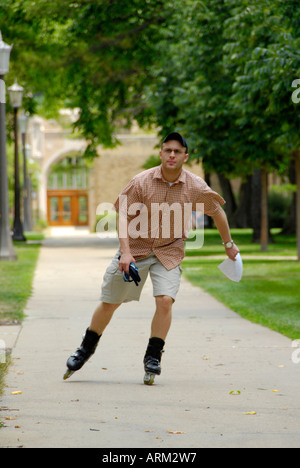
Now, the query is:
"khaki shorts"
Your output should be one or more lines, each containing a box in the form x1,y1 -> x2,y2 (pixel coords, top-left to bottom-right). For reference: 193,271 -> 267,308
100,251 -> 182,303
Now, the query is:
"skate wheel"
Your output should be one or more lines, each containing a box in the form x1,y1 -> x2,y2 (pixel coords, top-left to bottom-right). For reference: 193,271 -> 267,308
144,373 -> 155,386
63,369 -> 74,380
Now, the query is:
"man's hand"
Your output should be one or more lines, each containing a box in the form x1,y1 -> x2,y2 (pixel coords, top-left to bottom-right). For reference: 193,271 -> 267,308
119,252 -> 136,274
225,243 -> 240,261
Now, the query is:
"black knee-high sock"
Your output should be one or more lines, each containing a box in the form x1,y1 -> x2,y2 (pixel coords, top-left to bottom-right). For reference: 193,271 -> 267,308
144,337 -> 165,361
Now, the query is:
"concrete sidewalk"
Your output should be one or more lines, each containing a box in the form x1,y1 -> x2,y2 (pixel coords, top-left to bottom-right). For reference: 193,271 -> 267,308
1,232 -> 300,448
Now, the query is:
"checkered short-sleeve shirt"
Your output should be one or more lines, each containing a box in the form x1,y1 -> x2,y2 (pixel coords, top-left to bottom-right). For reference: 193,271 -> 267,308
114,165 -> 225,270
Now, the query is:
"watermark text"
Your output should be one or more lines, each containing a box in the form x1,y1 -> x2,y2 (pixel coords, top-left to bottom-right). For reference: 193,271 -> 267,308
96,198 -> 205,249
292,79 -> 300,104
291,340 -> 300,364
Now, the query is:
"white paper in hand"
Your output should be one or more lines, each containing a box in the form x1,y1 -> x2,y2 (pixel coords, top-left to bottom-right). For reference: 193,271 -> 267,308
218,253 -> 243,282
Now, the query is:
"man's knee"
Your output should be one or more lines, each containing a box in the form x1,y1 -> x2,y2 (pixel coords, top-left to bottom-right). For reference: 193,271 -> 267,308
155,295 -> 174,313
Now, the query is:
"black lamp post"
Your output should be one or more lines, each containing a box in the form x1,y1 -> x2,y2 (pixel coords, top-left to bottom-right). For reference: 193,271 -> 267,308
8,79 -> 26,241
0,31 -> 17,260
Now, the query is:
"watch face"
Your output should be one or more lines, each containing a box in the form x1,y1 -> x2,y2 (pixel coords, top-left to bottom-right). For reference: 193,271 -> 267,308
226,241 -> 233,248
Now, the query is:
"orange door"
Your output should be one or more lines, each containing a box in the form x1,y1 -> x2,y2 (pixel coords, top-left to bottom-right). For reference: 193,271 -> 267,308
48,195 -> 72,226
47,192 -> 89,226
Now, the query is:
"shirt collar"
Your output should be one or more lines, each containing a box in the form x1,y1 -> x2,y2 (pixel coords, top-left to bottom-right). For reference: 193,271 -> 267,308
154,165 -> 186,185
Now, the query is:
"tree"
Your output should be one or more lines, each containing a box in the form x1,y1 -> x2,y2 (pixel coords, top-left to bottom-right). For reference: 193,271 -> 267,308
223,0 -> 300,254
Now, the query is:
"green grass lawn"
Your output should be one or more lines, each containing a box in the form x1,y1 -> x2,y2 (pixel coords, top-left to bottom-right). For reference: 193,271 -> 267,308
0,240 -> 41,323
183,229 -> 299,340
185,228 -> 297,257
0,235 -> 42,397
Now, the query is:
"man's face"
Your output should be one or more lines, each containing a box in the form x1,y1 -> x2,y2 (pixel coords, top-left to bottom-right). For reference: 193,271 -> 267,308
159,140 -> 189,171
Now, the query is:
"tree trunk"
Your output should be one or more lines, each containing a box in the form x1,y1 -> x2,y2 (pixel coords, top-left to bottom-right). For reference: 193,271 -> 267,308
251,169 -> 261,242
233,175 -> 252,228
260,167 -> 268,252
217,174 -> 237,226
282,157 -> 296,235
295,150 -> 300,261
204,172 -> 213,228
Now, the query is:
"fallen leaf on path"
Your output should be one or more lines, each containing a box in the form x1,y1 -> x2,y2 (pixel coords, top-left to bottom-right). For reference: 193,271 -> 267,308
242,411 -> 256,415
272,389 -> 279,393
11,391 -> 22,395
4,417 -> 16,420
167,430 -> 186,434
229,390 -> 241,395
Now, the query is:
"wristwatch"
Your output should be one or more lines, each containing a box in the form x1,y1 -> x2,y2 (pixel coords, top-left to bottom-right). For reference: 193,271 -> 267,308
222,240 -> 234,249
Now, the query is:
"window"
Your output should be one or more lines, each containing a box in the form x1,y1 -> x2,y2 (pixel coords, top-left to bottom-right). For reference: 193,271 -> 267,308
47,156 -> 88,190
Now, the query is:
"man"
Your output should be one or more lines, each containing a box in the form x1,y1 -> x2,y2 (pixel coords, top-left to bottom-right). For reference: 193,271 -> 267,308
64,132 -> 240,384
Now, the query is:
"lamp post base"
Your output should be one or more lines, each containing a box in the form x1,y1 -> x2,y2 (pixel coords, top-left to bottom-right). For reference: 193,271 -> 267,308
0,227 -> 17,260
12,220 -> 26,242
0,248 -> 18,261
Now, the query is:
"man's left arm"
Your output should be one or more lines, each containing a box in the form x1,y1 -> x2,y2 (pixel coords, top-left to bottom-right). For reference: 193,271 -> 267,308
212,209 -> 240,261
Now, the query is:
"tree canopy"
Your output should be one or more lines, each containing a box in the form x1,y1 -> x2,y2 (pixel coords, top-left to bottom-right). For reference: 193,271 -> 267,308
1,0 -> 299,166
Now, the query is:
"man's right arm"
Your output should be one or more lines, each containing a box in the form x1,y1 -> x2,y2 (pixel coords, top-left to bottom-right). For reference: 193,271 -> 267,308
118,232 -> 135,274
117,213 -> 136,274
